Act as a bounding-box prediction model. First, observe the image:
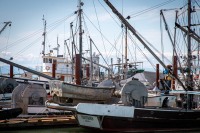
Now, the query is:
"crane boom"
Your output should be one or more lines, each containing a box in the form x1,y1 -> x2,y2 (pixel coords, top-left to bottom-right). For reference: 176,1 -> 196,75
0,21 -> 12,35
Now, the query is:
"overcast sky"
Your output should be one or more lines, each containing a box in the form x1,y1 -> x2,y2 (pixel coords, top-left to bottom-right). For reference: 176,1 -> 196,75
0,0 -> 194,73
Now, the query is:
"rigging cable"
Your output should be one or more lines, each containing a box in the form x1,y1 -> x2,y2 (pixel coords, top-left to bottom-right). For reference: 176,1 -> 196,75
160,14 -> 165,63
195,0 -> 200,8
93,0 -> 108,63
82,12 -> 123,56
107,31 -> 123,62
14,36 -> 43,58
0,12 -> 75,52
128,32 -> 156,71
127,31 -> 137,63
90,38 -> 110,69
193,8 -> 200,51
135,28 -> 172,64
14,13 -> 74,59
12,12 -> 76,62
128,0 -> 176,18
127,40 -> 134,64
74,11 -> 79,54
121,0 -> 124,65
97,0 -> 120,27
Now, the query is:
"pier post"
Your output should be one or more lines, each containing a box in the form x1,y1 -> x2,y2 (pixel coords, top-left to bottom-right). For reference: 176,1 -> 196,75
10,65 -> 13,78
75,54 -> 81,85
52,60 -> 56,78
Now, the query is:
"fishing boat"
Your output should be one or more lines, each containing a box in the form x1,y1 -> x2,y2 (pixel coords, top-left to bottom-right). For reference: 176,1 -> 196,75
47,0 -> 200,132
44,0 -> 120,105
49,79 -> 116,105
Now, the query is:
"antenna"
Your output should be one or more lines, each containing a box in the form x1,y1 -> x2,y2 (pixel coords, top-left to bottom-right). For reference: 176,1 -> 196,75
42,15 -> 47,56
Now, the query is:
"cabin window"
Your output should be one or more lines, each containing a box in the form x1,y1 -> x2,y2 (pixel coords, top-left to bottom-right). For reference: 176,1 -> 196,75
49,59 -> 52,63
43,58 -> 49,63
46,84 -> 49,90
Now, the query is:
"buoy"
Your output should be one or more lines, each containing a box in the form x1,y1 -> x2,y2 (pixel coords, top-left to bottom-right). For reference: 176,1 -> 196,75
45,66 -> 50,70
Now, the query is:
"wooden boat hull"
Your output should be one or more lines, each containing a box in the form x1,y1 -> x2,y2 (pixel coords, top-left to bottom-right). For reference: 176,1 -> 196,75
49,80 -> 115,102
0,108 -> 22,120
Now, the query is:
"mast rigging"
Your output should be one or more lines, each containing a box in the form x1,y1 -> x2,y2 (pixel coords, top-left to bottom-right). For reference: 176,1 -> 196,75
103,0 -> 186,90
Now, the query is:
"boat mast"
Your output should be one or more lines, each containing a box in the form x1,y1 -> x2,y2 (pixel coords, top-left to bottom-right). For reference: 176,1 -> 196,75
186,0 -> 194,109
198,41 -> 200,75
124,26 -> 128,78
121,25 -> 124,74
79,0 -> 83,73
76,0 -> 83,84
172,11 -> 178,90
42,15 -> 46,56
186,0 -> 193,91
70,22 -> 75,82
89,37 -> 93,84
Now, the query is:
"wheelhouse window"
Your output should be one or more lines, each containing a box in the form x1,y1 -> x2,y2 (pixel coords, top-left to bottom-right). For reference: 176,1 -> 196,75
43,58 -> 53,63
49,58 -> 52,63
43,58 -> 48,63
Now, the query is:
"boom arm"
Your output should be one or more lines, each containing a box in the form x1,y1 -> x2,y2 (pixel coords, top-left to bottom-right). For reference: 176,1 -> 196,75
0,21 -> 11,35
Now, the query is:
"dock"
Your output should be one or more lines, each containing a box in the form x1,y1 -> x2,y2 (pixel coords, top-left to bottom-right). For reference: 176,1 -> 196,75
0,115 -> 77,131
0,106 -> 78,131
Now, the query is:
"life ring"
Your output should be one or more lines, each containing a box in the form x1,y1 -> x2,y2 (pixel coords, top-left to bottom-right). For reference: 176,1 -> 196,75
45,66 -> 50,70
